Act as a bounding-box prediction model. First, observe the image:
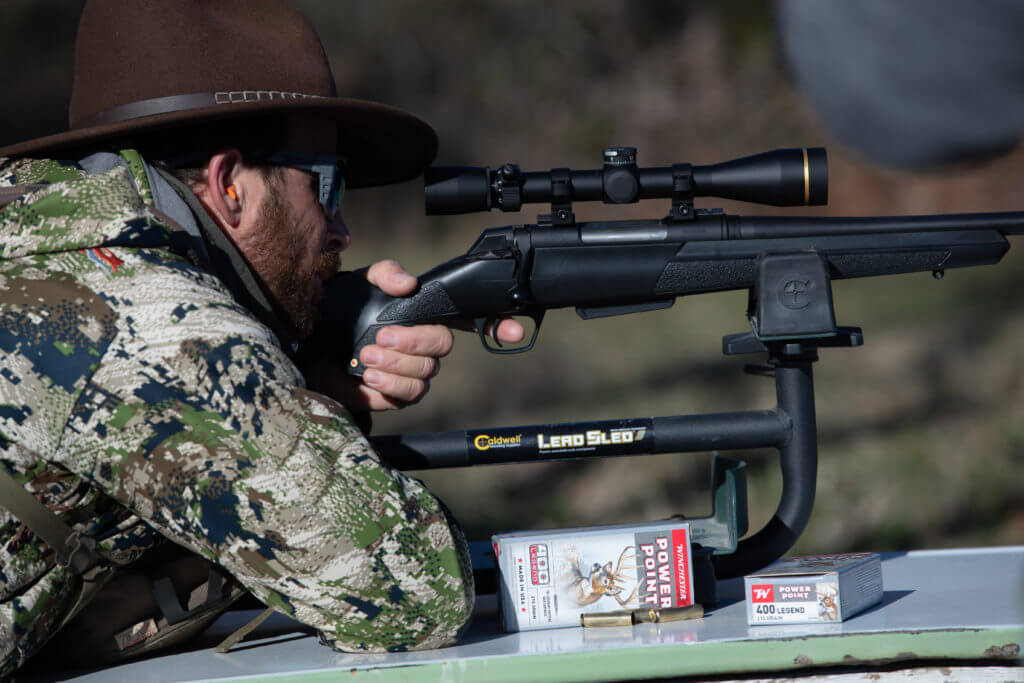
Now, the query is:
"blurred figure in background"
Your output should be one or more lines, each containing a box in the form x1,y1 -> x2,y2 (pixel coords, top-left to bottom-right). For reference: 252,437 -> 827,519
778,0 -> 1024,169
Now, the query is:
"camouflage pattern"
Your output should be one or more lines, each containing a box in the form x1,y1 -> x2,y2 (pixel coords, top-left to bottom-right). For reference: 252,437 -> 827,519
0,152 -> 474,676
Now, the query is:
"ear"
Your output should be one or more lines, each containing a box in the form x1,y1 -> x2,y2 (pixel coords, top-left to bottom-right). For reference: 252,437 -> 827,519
195,148 -> 245,230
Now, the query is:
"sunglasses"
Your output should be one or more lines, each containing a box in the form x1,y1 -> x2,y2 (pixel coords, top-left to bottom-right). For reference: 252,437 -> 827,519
259,153 -> 346,217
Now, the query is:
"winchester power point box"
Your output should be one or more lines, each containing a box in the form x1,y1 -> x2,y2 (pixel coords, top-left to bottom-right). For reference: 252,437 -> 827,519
745,553 -> 883,625
493,521 -> 694,632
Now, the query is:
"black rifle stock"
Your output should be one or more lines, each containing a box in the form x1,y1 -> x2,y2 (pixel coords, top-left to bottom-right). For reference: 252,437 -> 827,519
323,211 -> 1023,374
314,147 -> 1024,585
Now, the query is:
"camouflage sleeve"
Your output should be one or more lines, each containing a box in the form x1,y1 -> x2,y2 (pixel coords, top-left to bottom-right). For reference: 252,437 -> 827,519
58,245 -> 475,652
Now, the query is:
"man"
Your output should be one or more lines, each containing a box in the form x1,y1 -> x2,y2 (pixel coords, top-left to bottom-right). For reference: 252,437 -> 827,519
0,0 -> 519,674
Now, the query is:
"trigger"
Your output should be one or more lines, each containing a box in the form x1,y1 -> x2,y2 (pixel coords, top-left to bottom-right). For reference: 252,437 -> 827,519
475,317 -> 503,349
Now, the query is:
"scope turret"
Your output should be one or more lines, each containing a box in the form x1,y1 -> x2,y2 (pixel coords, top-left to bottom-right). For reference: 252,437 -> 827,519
424,147 -> 828,215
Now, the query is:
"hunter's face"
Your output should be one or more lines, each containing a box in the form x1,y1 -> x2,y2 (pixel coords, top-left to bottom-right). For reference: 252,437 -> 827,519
248,118 -> 350,338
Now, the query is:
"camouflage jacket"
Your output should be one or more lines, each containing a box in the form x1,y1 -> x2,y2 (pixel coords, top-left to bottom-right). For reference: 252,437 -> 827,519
0,151 -> 473,675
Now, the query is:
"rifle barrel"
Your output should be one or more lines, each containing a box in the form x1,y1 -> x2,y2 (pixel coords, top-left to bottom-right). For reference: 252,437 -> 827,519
730,211 -> 1024,239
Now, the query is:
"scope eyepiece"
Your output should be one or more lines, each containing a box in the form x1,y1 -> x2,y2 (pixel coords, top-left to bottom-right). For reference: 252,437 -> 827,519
424,147 -> 828,215
424,166 -> 492,215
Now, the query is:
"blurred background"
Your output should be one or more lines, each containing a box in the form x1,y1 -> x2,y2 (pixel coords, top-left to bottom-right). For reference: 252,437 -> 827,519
4,0 -> 1022,554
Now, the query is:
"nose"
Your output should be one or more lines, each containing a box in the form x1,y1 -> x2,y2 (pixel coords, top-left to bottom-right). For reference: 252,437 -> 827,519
326,213 -> 351,252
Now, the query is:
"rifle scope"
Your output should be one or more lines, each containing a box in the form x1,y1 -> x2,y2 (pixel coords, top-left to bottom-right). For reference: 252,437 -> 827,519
425,147 -> 827,215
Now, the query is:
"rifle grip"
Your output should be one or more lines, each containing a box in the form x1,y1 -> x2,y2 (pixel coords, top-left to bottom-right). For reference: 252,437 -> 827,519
340,325 -> 372,376
316,271 -> 463,377
315,272 -> 391,377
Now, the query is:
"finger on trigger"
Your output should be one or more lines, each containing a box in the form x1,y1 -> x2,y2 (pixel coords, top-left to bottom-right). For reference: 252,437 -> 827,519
495,318 -> 525,344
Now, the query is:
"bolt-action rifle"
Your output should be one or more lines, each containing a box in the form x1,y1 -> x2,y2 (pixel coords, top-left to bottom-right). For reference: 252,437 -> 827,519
316,147 -> 1024,598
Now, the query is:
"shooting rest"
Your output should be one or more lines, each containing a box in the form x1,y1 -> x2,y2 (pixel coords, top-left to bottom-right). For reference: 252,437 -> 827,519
369,250 -> 862,605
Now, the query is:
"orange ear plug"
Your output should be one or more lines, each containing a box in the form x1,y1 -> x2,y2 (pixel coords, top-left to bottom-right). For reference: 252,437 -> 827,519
226,185 -> 238,201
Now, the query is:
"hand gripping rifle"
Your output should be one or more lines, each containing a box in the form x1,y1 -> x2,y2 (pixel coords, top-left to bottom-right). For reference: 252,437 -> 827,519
317,147 -> 1024,599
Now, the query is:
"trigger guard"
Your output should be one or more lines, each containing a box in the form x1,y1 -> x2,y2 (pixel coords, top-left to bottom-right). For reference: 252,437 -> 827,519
479,313 -> 543,355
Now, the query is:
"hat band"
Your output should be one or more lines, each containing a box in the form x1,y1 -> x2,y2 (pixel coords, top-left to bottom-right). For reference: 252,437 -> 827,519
74,90 -> 327,130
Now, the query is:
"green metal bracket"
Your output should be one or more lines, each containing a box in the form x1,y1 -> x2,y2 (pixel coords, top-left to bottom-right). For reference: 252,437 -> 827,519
687,454 -> 748,555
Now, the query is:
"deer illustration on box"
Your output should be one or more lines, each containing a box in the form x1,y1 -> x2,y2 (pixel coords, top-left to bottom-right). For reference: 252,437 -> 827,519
561,546 -> 640,608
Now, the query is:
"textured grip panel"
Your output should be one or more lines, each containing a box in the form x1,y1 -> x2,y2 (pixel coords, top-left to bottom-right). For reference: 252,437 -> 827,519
655,259 -> 757,295
376,281 -> 459,323
828,250 -> 949,277
655,250 -> 956,297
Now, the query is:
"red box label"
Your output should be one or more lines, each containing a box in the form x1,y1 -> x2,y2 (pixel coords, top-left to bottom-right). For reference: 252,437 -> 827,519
670,528 -> 692,606
751,584 -> 774,602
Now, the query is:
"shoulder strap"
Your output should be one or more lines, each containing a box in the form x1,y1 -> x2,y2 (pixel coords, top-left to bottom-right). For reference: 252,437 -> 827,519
0,467 -> 104,574
215,607 -> 275,653
0,184 -> 46,209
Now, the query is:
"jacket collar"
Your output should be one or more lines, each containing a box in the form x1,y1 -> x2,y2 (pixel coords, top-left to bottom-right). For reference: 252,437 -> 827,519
79,150 -> 299,356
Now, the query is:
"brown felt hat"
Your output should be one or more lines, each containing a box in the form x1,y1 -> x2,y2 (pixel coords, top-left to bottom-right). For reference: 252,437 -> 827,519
0,0 -> 437,188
